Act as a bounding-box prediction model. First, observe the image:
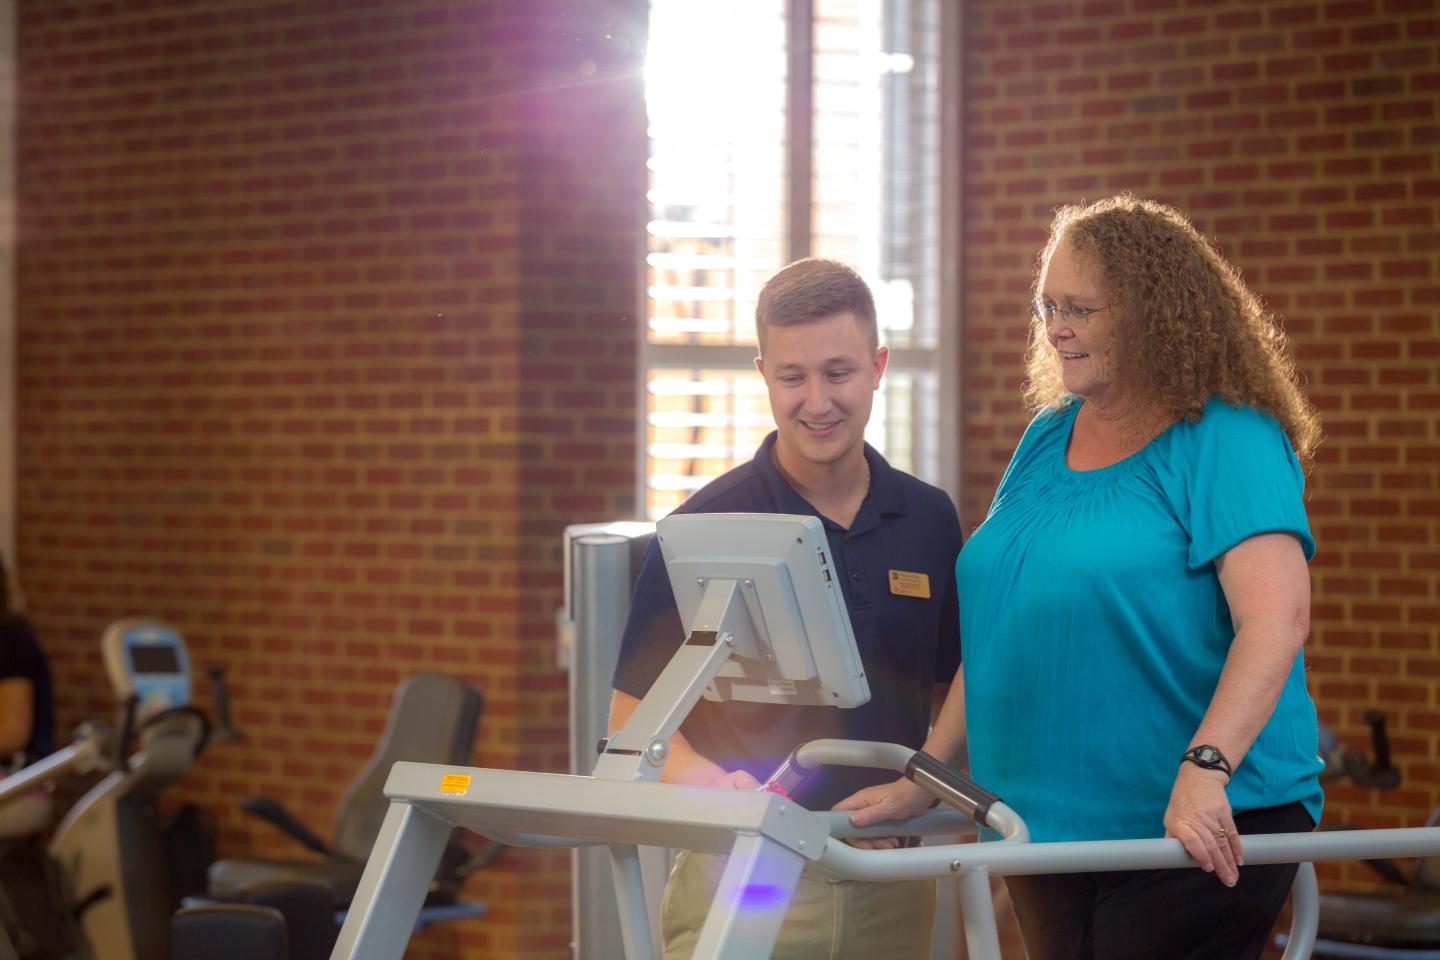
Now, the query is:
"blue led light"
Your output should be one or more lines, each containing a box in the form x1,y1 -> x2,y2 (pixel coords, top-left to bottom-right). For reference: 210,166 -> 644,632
737,883 -> 787,910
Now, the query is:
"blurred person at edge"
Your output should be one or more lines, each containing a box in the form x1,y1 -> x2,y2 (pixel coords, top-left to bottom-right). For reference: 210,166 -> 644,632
839,194 -> 1324,960
0,553 -> 57,837
610,258 -> 964,959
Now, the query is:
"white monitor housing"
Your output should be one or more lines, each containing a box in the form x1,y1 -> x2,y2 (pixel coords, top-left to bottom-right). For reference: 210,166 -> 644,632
657,513 -> 869,709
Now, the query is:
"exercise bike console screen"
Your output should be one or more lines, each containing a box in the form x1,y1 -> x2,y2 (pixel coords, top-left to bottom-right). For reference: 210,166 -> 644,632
128,644 -> 181,675
657,513 -> 869,708
100,619 -> 192,717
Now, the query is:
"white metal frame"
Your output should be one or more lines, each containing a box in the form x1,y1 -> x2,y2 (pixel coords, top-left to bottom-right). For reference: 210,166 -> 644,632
335,607 -> 1440,959
329,742 -> 1440,960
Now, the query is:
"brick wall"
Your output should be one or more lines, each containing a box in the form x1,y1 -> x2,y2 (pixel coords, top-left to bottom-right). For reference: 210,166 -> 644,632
13,0 -> 1438,955
15,2 -> 643,957
960,0 -> 1439,884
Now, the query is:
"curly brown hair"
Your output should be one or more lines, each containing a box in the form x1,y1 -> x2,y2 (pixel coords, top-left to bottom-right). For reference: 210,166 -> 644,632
1023,194 -> 1321,468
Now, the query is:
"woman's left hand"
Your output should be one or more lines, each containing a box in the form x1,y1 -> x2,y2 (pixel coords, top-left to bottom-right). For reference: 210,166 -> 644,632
1163,763 -> 1243,887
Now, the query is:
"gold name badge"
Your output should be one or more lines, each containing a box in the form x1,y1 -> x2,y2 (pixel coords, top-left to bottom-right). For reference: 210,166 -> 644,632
888,570 -> 931,599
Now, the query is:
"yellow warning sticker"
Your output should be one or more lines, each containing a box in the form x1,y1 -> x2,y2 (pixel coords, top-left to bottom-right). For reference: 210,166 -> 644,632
888,570 -> 931,599
438,773 -> 472,795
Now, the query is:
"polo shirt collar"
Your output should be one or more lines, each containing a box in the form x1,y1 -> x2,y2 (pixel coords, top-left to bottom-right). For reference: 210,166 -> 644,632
753,432 -> 908,532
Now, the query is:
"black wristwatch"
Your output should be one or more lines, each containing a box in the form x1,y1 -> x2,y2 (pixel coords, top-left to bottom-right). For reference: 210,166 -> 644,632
1182,744 -> 1233,779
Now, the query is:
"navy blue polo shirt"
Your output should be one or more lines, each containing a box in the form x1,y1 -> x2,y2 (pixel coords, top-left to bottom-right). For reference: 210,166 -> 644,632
613,432 -> 962,810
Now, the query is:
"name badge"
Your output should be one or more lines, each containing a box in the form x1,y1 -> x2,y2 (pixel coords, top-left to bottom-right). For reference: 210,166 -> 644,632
888,570 -> 931,599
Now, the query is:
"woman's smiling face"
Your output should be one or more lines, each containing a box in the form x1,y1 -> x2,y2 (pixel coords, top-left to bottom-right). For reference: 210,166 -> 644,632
1037,237 -> 1121,405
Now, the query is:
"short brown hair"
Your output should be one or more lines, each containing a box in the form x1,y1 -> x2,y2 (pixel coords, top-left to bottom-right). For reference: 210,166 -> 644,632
755,258 -> 878,354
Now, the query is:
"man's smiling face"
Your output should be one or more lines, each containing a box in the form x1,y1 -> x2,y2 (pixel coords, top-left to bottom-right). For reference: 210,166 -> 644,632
756,310 -> 888,477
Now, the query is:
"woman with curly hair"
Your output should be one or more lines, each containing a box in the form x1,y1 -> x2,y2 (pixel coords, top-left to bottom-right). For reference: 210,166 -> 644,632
839,194 -> 1323,959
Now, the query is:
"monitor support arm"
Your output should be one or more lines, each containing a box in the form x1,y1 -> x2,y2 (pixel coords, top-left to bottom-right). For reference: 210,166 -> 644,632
593,578 -> 760,784
591,576 -> 792,959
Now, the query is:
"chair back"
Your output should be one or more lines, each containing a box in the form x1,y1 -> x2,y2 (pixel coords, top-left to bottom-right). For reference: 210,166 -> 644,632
242,880 -> 339,960
171,904 -> 288,960
332,674 -> 483,865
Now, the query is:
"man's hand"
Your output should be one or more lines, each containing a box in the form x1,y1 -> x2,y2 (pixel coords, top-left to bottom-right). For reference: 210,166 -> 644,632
1163,763 -> 1243,887
706,769 -> 762,790
831,777 -> 934,850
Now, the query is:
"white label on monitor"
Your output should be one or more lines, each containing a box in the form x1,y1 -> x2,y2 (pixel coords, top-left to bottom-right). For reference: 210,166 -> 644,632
767,679 -> 797,697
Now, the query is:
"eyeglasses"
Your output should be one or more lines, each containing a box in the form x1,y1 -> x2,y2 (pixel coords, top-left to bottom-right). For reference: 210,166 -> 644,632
1030,298 -> 1111,326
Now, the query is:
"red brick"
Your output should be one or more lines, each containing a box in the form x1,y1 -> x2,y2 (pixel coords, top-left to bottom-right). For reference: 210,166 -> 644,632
16,2 -> 644,956
1325,0 -> 1378,16
1187,89 -> 1233,110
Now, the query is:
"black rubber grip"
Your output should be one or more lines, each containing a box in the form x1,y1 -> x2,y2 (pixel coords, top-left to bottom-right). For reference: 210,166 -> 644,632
905,751 -> 1001,824
112,695 -> 139,774
206,664 -> 242,741
1364,710 -> 1393,773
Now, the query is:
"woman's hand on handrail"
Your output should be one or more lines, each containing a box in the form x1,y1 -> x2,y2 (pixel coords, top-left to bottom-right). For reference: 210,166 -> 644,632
1163,764 -> 1243,887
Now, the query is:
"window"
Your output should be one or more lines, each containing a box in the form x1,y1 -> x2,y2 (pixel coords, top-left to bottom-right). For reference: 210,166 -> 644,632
642,0 -> 955,519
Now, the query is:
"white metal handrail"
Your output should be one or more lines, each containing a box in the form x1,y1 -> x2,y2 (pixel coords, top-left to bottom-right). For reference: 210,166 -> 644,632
329,742 -> 1440,960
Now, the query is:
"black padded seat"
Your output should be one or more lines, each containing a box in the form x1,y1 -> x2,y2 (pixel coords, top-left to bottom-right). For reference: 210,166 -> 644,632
207,858 -> 362,905
1314,805 -> 1440,953
1317,890 -> 1440,949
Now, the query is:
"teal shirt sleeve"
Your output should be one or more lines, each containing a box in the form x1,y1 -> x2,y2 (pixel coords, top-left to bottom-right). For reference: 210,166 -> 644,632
1157,399 -> 1316,570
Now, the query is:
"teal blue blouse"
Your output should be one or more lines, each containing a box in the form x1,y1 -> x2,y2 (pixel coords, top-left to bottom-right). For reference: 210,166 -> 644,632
959,397 -> 1323,842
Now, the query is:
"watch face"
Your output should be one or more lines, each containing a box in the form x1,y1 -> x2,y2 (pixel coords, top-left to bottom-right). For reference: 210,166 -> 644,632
1197,746 -> 1219,764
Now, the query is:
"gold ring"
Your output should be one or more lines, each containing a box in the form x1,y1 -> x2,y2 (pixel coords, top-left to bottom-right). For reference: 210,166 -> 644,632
1214,828 -> 1228,839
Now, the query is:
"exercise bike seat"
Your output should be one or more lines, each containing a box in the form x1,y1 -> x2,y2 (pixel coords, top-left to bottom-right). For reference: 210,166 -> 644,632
208,855 -> 364,905
1315,807 -> 1440,952
1316,888 -> 1440,949
208,673 -> 482,906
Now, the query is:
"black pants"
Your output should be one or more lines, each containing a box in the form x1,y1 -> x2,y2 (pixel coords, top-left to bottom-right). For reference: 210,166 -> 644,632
1004,802 -> 1314,960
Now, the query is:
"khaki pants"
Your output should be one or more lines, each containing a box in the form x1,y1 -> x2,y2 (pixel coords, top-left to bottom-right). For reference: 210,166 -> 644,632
661,849 -> 936,960
0,786 -> 52,837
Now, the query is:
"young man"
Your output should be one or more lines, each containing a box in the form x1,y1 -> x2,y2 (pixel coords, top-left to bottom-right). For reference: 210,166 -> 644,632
609,258 -> 962,959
